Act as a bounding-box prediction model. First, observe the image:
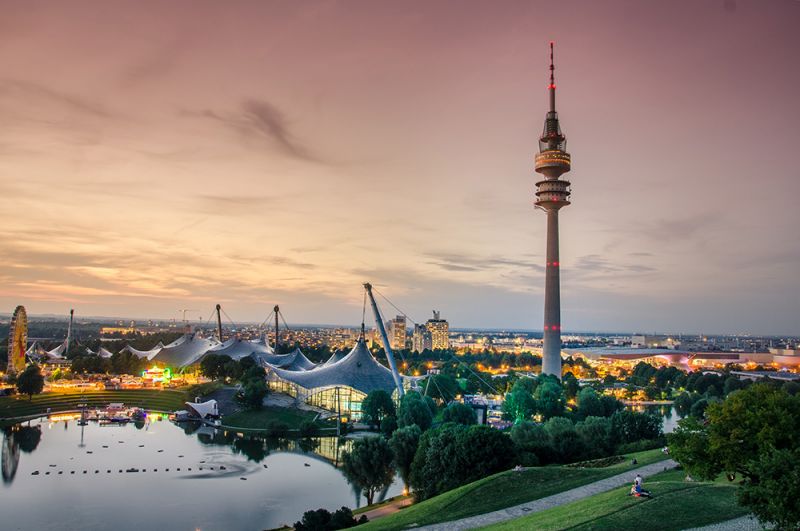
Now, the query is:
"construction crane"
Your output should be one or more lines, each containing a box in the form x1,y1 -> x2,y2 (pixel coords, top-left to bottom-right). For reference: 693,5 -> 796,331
364,283 -> 405,398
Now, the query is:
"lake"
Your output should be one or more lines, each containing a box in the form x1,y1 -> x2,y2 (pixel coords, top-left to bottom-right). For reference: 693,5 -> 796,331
1,416 -> 403,531
626,404 -> 682,433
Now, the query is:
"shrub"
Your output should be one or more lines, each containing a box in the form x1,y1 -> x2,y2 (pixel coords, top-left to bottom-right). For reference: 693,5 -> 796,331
293,506 -> 366,530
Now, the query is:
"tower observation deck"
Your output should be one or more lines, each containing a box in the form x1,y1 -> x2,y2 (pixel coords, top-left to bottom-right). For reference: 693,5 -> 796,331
535,42 -> 572,378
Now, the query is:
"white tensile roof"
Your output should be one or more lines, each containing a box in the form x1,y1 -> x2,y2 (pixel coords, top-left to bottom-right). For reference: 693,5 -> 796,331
268,339 -> 406,395
260,347 -> 317,371
151,333 -> 219,367
45,341 -> 67,359
207,336 -> 274,360
120,342 -> 165,361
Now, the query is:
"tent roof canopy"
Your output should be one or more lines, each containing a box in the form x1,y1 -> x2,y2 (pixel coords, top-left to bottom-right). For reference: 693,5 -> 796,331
268,339 -> 406,396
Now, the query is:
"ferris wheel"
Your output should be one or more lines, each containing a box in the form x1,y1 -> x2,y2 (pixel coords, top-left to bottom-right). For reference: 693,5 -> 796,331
8,305 -> 28,374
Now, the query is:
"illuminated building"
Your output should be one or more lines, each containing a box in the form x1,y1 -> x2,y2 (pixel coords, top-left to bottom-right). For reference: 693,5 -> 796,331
413,323 -> 430,353
534,43 -> 572,378
387,315 -> 407,350
265,337 -> 417,421
426,311 -> 450,350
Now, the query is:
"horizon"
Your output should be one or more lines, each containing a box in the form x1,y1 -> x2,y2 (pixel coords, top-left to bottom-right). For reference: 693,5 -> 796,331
1,1 -> 798,336
6,309 -> 796,340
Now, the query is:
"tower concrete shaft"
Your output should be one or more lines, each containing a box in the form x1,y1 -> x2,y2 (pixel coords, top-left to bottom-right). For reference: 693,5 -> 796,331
534,42 -> 571,378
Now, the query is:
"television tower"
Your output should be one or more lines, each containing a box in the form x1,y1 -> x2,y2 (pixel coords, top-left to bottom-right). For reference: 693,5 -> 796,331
534,42 -> 571,378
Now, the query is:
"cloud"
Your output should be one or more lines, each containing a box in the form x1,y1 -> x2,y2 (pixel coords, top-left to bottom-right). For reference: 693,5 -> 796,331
0,79 -> 112,118
641,213 -> 721,243
191,100 -> 321,162
426,252 -> 545,274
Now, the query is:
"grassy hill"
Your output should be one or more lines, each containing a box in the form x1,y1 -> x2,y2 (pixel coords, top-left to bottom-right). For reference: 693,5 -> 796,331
359,449 -> 669,530
485,468 -> 749,530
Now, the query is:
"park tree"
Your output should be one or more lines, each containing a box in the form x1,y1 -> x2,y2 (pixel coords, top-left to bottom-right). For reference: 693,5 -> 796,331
669,384 -> 800,529
562,372 -> 580,400
455,425 -> 516,484
389,424 -> 421,488
341,436 -> 395,505
410,424 -> 514,500
410,423 -> 465,499
576,387 -> 605,420
535,379 -> 566,419
200,354 -> 233,380
236,365 -> 267,409
600,394 -> 624,417
673,391 -> 699,416
427,373 -> 460,402
610,410 -> 662,444
502,378 -> 537,423
397,392 -> 434,431
16,364 -> 45,400
576,416 -> 615,457
510,421 -> 551,465
737,448 -> 800,530
361,389 -> 396,429
441,402 -> 476,425
543,417 -> 585,463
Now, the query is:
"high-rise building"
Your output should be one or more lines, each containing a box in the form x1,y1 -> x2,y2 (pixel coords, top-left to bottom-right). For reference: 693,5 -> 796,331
387,315 -> 407,351
534,43 -> 572,378
426,310 -> 449,350
412,323 -> 431,353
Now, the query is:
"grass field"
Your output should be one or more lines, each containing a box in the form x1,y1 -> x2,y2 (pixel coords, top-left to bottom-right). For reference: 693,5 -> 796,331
0,388 -> 191,423
358,449 -> 669,530
484,468 -> 749,530
222,406 -> 329,431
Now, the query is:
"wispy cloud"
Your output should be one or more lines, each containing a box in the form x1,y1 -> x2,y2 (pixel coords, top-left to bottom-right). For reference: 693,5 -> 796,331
191,99 -> 321,162
0,79 -> 112,118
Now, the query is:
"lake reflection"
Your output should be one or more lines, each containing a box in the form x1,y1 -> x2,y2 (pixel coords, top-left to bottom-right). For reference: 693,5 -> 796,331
1,418 -> 402,531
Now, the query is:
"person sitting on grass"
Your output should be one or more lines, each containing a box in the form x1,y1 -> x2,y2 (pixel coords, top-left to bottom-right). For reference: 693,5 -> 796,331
629,474 -> 652,498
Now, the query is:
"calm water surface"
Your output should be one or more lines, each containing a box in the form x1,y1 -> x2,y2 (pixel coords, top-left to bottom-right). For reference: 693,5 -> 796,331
626,404 -> 682,433
1,417 -> 402,531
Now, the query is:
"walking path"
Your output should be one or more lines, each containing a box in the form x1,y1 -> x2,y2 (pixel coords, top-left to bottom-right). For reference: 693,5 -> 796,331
416,459 -> 677,531
684,515 -> 762,531
360,496 -> 413,521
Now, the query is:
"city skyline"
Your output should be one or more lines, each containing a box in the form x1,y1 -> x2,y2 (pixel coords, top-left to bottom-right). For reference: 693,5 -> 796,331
1,1 -> 799,335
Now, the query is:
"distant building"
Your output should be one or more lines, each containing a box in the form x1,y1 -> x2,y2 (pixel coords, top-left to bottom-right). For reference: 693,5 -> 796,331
387,315 -> 407,351
413,323 -> 431,353
426,311 -> 449,350
631,335 -> 681,349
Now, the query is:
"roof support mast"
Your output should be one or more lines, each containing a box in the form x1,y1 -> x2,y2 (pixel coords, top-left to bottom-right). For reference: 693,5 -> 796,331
66,308 -> 74,357
363,283 -> 405,398
274,305 -> 280,351
215,304 -> 223,342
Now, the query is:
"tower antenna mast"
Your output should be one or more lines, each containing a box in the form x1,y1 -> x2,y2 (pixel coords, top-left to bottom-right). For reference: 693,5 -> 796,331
534,41 -> 572,378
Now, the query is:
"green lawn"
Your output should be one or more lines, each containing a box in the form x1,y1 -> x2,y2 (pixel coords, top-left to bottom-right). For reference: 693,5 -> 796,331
0,389 -> 191,423
484,469 -> 749,531
222,406 -> 326,431
358,449 -> 669,530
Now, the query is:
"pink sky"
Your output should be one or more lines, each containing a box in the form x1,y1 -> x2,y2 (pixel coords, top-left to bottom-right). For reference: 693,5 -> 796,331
0,0 -> 798,334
